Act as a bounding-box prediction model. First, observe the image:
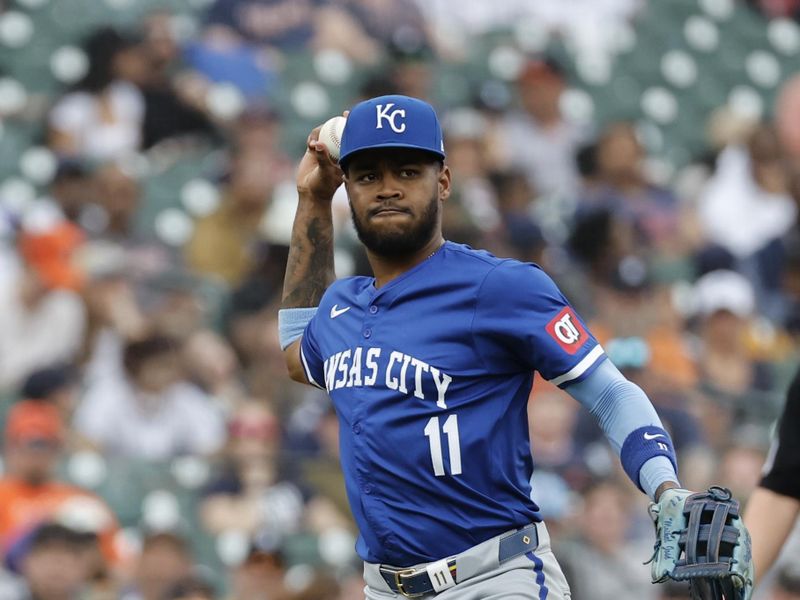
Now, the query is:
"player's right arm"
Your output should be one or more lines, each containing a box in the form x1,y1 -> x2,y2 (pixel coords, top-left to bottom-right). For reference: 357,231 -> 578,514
280,125 -> 343,384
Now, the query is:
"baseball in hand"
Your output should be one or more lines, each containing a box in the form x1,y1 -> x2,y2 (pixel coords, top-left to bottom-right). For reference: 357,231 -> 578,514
318,116 -> 347,161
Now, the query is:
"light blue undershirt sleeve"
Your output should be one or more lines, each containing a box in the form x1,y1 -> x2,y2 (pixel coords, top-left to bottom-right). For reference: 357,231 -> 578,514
278,307 -> 318,350
564,358 -> 680,499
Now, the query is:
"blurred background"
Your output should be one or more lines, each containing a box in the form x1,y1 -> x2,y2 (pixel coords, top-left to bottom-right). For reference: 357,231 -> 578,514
0,0 -> 799,598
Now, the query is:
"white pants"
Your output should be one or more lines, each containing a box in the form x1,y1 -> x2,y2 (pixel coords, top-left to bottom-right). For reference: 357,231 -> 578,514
363,523 -> 571,599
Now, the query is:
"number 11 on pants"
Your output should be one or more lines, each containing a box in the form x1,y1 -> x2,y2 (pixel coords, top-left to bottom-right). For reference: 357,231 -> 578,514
424,414 -> 462,476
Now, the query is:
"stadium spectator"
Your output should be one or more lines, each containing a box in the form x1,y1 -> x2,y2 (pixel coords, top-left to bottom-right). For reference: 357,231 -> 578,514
79,245 -> 150,381
74,335 -> 226,460
337,0 -> 432,56
16,523 -> 88,600
183,329 -> 247,413
48,28 -> 147,162
717,431 -> 769,503
19,365 -> 81,448
489,169 -> 545,264
224,287 -> 286,399
202,0 -> 380,62
498,57 -> 592,200
165,576 -> 217,600
39,161 -> 93,225
0,223 -> 87,394
691,270 -> 775,413
224,532 -> 289,600
558,479 -> 656,600
138,11 -> 216,150
527,382 -> 589,494
200,401 -> 305,538
697,125 -> 797,310
293,403 -> 356,532
583,256 -> 698,391
579,122 -> 687,257
90,163 -> 142,242
230,108 -> 294,171
186,150 -> 275,287
120,531 -> 194,600
0,402 -> 118,566
442,108 -> 501,240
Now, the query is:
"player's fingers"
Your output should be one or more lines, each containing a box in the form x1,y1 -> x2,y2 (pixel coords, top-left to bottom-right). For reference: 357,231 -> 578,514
342,110 -> 350,118
313,141 -> 339,170
306,125 -> 323,150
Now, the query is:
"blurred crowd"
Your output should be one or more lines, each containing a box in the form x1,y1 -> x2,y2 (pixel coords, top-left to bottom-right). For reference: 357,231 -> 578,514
1,0 -> 800,599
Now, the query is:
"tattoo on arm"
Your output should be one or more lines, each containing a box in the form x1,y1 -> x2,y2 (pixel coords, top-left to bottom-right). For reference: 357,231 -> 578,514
281,201 -> 335,308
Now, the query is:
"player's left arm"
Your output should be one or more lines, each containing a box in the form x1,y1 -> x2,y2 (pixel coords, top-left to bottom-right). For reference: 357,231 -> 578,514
563,359 -> 679,500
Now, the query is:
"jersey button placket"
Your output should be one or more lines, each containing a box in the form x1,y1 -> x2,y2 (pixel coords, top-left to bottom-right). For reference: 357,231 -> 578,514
358,301 -> 379,523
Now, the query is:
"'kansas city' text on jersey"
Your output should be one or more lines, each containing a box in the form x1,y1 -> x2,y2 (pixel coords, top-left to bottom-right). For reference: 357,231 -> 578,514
301,242 -> 606,566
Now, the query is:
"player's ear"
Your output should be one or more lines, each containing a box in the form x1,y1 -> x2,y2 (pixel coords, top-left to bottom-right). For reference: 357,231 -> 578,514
438,164 -> 451,201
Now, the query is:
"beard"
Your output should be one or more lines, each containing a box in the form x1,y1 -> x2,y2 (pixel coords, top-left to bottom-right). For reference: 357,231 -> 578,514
350,191 -> 440,259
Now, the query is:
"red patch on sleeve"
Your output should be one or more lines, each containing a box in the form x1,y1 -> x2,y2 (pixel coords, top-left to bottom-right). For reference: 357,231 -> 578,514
545,307 -> 587,355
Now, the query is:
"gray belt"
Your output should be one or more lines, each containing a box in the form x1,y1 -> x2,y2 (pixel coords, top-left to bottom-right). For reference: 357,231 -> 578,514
379,523 -> 539,598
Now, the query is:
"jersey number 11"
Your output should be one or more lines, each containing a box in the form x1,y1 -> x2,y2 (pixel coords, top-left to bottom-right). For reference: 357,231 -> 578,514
424,415 -> 462,476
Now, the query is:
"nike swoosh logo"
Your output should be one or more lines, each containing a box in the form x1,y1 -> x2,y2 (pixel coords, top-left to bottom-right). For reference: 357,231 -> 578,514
330,304 -> 351,319
643,432 -> 665,440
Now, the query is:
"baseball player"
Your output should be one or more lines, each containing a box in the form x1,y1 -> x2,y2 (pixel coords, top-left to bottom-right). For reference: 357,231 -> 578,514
278,95 -> 735,599
743,366 -> 800,583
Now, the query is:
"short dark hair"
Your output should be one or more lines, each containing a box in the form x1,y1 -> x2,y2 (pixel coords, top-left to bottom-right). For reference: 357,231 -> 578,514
52,160 -> 89,183
28,523 -> 82,552
76,27 -> 141,93
20,364 -> 76,400
141,530 -> 190,555
123,336 -> 178,377
166,576 -> 216,599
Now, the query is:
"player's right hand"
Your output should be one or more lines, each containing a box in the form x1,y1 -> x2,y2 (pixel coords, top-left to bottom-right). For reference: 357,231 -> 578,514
296,115 -> 347,203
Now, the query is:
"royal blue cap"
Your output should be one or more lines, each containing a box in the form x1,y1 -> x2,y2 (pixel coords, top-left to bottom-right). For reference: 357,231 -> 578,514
339,95 -> 445,168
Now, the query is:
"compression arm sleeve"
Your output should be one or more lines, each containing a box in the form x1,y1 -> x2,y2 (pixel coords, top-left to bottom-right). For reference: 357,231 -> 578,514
564,358 -> 680,499
278,307 -> 318,350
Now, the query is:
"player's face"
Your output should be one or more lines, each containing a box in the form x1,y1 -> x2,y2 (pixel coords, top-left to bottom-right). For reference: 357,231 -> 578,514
345,149 -> 451,258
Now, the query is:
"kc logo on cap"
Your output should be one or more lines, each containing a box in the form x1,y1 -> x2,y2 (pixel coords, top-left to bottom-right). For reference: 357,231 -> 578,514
376,103 -> 407,133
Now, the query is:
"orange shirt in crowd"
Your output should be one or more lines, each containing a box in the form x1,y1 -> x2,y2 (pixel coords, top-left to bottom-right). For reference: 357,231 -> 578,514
0,476 -> 119,562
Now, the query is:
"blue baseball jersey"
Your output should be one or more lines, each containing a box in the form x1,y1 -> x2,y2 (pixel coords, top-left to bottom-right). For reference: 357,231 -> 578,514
300,242 -> 606,566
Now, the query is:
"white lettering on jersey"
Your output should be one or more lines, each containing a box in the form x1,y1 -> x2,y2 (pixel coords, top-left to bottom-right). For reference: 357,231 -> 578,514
364,348 -> 381,385
375,103 -> 406,133
335,349 -> 351,390
430,367 -> 452,410
323,347 -> 450,406
386,351 -> 403,390
398,354 -> 412,394
347,347 -> 363,387
324,353 -> 341,391
410,358 -> 429,400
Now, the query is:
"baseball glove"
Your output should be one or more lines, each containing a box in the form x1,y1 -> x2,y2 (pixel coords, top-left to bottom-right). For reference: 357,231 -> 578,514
648,486 -> 753,600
